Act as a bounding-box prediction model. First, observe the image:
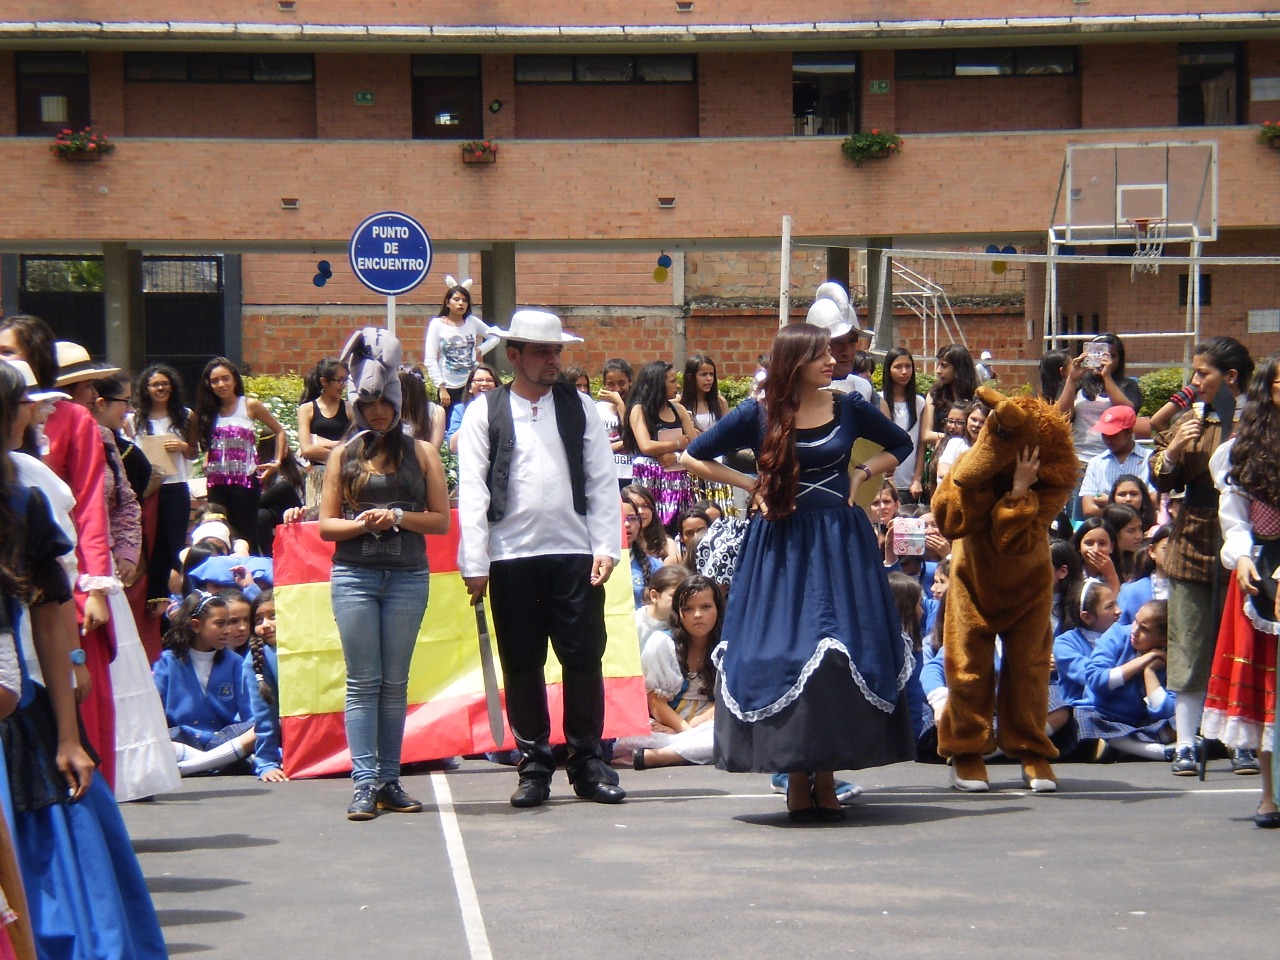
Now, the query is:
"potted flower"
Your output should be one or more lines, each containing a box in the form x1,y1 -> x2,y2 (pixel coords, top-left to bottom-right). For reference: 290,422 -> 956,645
460,140 -> 498,164
51,126 -> 115,161
1257,121 -> 1280,149
841,129 -> 903,167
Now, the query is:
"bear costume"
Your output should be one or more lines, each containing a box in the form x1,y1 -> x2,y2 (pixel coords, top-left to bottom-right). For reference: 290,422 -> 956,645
930,385 -> 1077,791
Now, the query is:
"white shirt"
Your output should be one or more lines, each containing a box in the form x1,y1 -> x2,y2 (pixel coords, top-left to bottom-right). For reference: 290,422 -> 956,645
829,374 -> 873,401
457,388 -> 622,578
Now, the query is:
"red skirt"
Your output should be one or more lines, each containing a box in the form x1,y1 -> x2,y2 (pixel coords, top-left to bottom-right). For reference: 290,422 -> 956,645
1202,577 -> 1277,752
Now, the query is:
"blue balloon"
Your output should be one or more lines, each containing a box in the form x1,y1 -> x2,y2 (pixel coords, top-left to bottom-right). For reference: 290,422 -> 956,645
985,244 -> 1000,254
318,259 -> 332,275
657,254 -> 673,269
313,274 -> 328,287
1001,245 -> 1017,255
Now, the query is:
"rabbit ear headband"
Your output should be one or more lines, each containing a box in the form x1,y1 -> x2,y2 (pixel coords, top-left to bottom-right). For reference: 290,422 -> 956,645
445,275 -> 474,291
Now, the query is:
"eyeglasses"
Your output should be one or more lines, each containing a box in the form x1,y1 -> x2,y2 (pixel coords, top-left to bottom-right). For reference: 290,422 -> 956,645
103,396 -> 130,405
148,382 -> 172,391
623,515 -> 642,524
327,376 -> 350,386
945,419 -> 966,427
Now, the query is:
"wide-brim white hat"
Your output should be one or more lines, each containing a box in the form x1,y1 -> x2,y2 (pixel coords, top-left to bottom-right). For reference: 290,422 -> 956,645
0,357 -> 69,402
497,309 -> 583,345
54,341 -> 120,387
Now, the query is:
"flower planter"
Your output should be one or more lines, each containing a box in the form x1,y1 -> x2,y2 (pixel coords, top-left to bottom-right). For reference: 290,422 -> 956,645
462,152 -> 496,164
1270,139 -> 1280,150
58,151 -> 102,162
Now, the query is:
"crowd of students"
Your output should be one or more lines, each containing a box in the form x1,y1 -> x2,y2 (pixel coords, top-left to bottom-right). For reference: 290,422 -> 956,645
0,277 -> 1276,951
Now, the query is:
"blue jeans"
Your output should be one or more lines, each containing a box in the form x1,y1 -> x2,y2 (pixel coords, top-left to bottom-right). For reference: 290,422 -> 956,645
331,563 -> 430,786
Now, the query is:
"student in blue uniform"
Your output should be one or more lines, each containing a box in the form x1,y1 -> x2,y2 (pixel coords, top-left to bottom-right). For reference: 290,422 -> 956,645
1075,600 -> 1177,760
1054,578 -> 1120,708
242,590 -> 286,782
153,591 -> 255,775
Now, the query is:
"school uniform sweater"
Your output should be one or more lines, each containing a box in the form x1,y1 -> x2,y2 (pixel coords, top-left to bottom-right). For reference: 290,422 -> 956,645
1081,624 -> 1176,727
1052,627 -> 1102,706
239,646 -> 282,776
153,648 -> 250,748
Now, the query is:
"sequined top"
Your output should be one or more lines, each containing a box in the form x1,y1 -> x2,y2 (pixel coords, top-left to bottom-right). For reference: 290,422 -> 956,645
205,397 -> 258,489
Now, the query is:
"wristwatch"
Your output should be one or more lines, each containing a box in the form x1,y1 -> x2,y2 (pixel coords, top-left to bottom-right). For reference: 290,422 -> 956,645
392,507 -> 404,529
69,649 -> 87,666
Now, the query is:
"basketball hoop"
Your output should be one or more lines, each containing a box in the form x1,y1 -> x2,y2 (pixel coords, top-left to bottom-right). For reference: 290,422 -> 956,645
1128,217 -> 1166,279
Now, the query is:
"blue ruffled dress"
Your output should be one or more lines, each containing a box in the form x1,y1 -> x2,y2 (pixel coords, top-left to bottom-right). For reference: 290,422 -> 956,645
686,393 -> 918,772
1,484 -> 167,960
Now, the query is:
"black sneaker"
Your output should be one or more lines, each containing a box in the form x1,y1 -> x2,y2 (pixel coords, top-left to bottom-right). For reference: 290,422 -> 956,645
1231,747 -> 1261,775
377,780 -> 423,812
347,783 -> 378,821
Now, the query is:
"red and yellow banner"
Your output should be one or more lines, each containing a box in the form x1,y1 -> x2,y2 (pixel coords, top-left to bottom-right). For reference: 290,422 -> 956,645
273,517 -> 650,778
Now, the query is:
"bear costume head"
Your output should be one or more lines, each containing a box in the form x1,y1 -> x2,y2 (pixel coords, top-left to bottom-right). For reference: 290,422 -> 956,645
948,385 -> 1078,496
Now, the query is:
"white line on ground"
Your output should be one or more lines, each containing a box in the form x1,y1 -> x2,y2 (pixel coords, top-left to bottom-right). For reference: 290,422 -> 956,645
430,772 -> 494,960
442,785 -> 1262,807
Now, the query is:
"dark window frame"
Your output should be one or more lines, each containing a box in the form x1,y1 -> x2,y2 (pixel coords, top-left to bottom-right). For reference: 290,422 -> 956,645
1177,273 -> 1213,307
124,53 -> 315,84
896,46 -> 1078,80
515,54 -> 696,84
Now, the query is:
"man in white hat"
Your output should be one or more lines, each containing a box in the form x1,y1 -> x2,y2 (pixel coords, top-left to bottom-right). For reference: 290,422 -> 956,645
807,284 -> 873,401
456,310 -> 625,807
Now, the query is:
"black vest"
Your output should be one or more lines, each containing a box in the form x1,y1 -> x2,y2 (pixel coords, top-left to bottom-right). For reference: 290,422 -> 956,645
485,382 -> 588,523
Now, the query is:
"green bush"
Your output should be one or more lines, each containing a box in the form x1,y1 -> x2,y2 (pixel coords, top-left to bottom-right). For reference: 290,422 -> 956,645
1137,367 -> 1186,418
245,374 -> 304,452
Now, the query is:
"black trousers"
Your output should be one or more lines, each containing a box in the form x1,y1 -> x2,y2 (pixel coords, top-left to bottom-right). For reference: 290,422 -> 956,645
488,553 -> 615,785
148,482 -> 190,602
207,481 -> 261,554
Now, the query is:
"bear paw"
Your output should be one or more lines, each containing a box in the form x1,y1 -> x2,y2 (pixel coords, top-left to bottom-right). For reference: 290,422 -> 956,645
949,754 -> 990,792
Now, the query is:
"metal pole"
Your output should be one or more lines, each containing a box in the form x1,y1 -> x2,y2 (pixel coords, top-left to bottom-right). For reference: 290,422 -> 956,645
387,295 -> 396,336
779,215 -> 792,328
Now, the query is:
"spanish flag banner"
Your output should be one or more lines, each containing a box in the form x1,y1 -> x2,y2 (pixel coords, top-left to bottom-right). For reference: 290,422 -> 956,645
273,518 -> 651,778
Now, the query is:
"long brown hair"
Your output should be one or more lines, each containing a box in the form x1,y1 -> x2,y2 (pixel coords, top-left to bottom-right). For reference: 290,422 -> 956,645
756,323 -> 829,521
1229,354 -> 1280,505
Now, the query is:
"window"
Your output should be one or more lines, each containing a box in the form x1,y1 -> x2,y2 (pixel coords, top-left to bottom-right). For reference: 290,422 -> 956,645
411,56 -> 482,140
793,53 -> 858,136
124,53 -> 314,83
1178,44 -> 1241,126
1177,273 -> 1212,307
515,55 -> 695,84
897,47 -> 1076,79
15,52 -> 90,137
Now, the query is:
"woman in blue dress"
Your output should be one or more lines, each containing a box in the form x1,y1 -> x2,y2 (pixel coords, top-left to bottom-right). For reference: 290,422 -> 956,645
682,323 -> 917,821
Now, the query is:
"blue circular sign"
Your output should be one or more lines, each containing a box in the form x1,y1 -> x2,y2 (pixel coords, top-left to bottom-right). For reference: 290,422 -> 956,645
348,211 -> 433,296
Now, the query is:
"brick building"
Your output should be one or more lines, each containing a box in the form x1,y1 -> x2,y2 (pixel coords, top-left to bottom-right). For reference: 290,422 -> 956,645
2,2 -> 1279,385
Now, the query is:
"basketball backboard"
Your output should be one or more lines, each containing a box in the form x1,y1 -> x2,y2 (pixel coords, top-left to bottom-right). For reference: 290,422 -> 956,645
1051,141 -> 1217,245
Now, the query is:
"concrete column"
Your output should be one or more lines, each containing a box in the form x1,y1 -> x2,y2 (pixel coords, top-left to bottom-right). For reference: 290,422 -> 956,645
824,247 -> 850,292
102,243 -> 144,373
671,251 -> 687,369
480,242 -> 516,372
866,237 -> 894,348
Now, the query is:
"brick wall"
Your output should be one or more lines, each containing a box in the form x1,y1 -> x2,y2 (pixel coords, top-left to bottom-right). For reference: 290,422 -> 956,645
1248,40 -> 1280,124
514,83 -> 699,139
697,53 -> 792,137
482,56 -> 517,140
34,2 -> 1267,28
1081,44 -> 1178,128
897,77 -> 1080,134
315,54 -> 412,139
861,51 -> 896,134
123,82 -> 318,139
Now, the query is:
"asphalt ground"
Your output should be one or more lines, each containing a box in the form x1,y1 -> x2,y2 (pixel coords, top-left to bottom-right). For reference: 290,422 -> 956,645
121,755 -> 1280,960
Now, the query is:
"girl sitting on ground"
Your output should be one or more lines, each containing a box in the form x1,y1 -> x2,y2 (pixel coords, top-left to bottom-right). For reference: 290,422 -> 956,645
674,506 -> 711,568
241,590 -> 286,782
1117,525 -> 1172,625
1072,516 -> 1122,597
1054,578 -> 1120,709
624,497 -> 666,608
636,565 -> 687,654
1103,502 -> 1147,585
152,591 -> 254,776
622,483 -> 681,563
628,575 -> 722,770
1076,599 -> 1177,761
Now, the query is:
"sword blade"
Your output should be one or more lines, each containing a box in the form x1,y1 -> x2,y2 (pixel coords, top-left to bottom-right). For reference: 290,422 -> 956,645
473,599 -> 505,747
